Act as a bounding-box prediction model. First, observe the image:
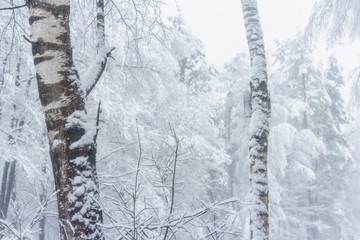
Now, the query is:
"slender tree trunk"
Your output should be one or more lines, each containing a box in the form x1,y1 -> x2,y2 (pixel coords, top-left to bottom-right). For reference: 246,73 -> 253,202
0,161 -> 15,237
241,1 -> 270,239
0,162 -> 9,236
39,163 -> 48,240
27,1 -> 111,239
301,72 -> 318,240
163,127 -> 179,240
0,48 -> 22,233
0,162 -> 10,219
3,161 -> 15,218
96,0 -> 105,52
0,56 -> 8,127
179,58 -> 187,84
302,73 -> 308,129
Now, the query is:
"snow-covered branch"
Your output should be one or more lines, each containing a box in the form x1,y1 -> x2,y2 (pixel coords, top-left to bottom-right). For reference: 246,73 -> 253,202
82,47 -> 115,98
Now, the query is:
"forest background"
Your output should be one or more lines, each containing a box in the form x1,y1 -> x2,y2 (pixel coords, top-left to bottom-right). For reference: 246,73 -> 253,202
0,0 -> 360,239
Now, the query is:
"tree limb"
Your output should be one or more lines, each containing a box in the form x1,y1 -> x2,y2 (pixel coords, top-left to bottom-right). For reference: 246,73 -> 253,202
94,100 -> 101,143
82,47 -> 115,97
163,125 -> 179,240
22,35 -> 39,44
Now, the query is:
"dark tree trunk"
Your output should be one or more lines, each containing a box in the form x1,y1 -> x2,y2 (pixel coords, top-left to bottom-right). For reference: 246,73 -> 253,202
0,161 -> 10,219
3,161 -> 15,218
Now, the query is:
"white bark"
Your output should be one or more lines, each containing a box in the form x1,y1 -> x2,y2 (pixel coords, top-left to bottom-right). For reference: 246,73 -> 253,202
241,0 -> 270,239
27,0 -> 112,238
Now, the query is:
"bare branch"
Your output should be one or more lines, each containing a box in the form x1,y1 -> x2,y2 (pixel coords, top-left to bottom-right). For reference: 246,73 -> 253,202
94,100 -> 101,143
22,35 -> 38,44
0,3 -> 26,11
163,125 -> 179,240
133,119 -> 143,239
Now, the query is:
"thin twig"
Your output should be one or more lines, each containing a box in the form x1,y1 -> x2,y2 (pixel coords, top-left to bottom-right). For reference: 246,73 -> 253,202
163,124 -> 179,240
22,35 -> 38,44
0,3 -> 26,11
94,100 -> 101,143
132,119 -> 142,239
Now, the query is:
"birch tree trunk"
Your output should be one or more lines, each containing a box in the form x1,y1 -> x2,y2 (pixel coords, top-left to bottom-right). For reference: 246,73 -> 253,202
241,1 -> 270,239
96,0 -> 105,52
27,1 -> 111,239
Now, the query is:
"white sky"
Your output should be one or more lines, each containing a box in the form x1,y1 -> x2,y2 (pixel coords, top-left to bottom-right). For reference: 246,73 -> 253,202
164,0 -> 360,75
167,0 -> 316,67
163,0 -> 360,102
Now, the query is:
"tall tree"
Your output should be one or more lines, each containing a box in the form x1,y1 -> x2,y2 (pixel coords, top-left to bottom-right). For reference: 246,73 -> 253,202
27,0 -> 112,238
271,36 -> 326,239
271,35 -> 354,240
240,0 -> 271,239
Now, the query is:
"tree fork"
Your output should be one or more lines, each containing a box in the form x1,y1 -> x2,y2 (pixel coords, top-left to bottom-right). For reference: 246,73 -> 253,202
27,0 -> 111,239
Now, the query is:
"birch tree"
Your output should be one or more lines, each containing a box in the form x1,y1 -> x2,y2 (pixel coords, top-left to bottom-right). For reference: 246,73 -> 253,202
27,0 -> 112,239
240,0 -> 270,239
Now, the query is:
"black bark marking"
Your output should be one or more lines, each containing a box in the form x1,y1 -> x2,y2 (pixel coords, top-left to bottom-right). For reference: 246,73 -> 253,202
34,55 -> 54,65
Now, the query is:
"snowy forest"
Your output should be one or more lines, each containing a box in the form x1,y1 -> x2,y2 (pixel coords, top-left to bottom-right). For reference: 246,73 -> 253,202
0,0 -> 360,239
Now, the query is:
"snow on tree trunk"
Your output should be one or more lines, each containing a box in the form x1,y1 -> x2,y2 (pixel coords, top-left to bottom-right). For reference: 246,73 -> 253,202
27,0 -> 111,239
241,0 -> 271,239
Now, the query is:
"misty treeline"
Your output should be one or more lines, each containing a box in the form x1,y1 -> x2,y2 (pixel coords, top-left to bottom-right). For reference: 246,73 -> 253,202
0,0 -> 359,239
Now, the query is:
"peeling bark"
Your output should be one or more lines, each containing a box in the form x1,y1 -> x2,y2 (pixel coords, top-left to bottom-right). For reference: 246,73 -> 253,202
27,1 -> 106,239
241,0 -> 270,239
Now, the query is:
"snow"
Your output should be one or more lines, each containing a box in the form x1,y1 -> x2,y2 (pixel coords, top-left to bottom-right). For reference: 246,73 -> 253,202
296,129 -> 326,156
73,176 -> 83,185
65,110 -> 96,149
1,0 -> 358,238
67,152 -> 101,237
242,0 -> 273,238
81,46 -> 114,94
295,162 -> 316,180
73,185 -> 85,197
71,156 -> 88,166
269,123 -> 297,177
52,139 -> 64,149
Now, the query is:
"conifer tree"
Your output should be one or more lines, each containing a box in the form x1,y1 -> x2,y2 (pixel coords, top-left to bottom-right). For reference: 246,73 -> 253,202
272,35 -> 353,240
